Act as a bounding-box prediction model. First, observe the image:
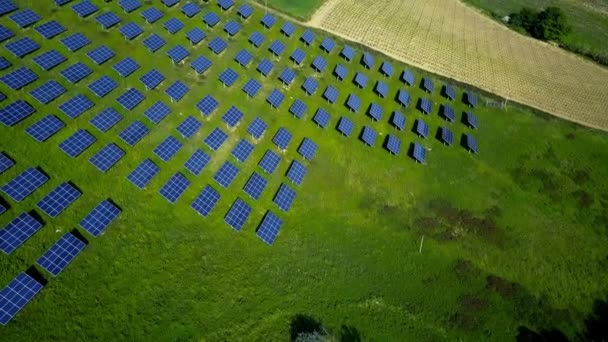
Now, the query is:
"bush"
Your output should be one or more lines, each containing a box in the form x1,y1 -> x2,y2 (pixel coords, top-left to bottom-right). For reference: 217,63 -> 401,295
508,6 -> 571,43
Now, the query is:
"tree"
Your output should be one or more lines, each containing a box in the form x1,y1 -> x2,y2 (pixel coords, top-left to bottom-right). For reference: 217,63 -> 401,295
531,6 -> 571,42
509,7 -> 537,33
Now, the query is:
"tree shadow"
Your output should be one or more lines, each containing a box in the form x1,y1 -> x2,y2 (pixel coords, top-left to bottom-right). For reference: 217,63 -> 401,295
339,325 -> 361,342
290,314 -> 324,341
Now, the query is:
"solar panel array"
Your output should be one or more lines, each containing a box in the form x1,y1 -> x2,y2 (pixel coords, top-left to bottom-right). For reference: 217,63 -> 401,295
302,77 -> 318,95
243,172 -> 267,200
242,78 -> 261,98
267,89 -> 285,108
72,1 -> 98,18
140,69 -> 165,89
219,68 -> 239,87
164,17 -> 184,34
184,149 -> 210,175
415,119 -> 429,138
0,153 -> 14,174
96,11 -> 121,29
26,115 -> 64,142
159,172 -> 190,204
79,199 -> 121,237
311,56 -> 326,72
439,127 -> 454,146
120,120 -> 149,146
257,58 -> 273,76
61,62 -> 92,84
204,127 -> 228,151
289,99 -> 307,119
167,45 -> 189,64
269,40 -> 285,56
10,9 -> 41,28
337,116 -> 354,136
165,81 -> 189,102
176,115 -> 201,138
144,101 -> 171,124
59,94 -> 94,119
286,160 -> 307,185
62,32 -> 90,52
273,183 -> 296,212
237,4 -> 253,19
300,30 -> 315,46
232,139 -> 254,163
323,86 -> 339,104
90,108 -> 122,132
261,13 -> 276,29
0,273 -> 43,325
208,37 -> 227,54
88,76 -> 117,98
203,12 -> 221,27
222,106 -> 244,128
59,129 -> 96,158
224,20 -> 240,36
0,212 -> 43,254
247,117 -> 267,139
120,22 -> 144,40
116,88 -> 145,110
141,7 -> 163,23
120,0 -> 142,13
320,37 -> 335,53
313,108 -> 330,128
30,80 -> 66,104
256,211 -> 282,245
127,159 -> 159,189
0,100 -> 35,127
1,67 -> 38,90
385,134 -> 401,155
224,198 -> 251,231
214,161 -> 239,188
391,111 -> 406,130
281,22 -> 295,37
89,143 -> 125,172
154,136 -> 182,162
191,185 -> 220,217
298,138 -> 317,161
234,49 -> 253,67
361,126 -> 377,147
334,64 -> 347,80
196,95 -> 219,116
279,67 -> 296,85
442,105 -> 455,122
191,55 -> 212,74
412,143 -> 426,163
273,128 -> 293,150
181,2 -> 200,17
87,45 -> 115,65
368,103 -> 383,121
37,182 -> 81,218
113,58 -> 140,78
259,150 -> 280,175
249,31 -> 264,47
375,81 -> 388,98
143,33 -> 166,52
35,20 -> 66,39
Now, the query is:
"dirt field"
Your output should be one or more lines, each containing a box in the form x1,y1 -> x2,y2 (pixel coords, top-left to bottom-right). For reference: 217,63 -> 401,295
308,0 -> 608,130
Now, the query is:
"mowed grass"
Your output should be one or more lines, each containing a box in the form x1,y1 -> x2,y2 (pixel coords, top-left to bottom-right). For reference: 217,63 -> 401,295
252,0 -> 326,20
0,0 -> 607,340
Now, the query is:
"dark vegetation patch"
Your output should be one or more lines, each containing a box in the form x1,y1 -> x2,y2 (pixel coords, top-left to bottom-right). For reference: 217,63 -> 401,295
453,259 -> 480,281
566,168 -> 591,185
565,132 -> 576,140
449,294 -> 489,331
571,190 -> 594,208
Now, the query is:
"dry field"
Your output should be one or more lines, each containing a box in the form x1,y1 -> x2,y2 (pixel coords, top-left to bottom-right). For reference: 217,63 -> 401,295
308,0 -> 608,130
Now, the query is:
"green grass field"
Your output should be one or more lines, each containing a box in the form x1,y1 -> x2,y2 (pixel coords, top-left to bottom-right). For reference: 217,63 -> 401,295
252,0 -> 325,20
1,0 -> 608,340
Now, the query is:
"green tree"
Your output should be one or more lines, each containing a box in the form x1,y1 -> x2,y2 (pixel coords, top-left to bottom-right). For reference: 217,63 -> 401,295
509,7 -> 538,33
531,6 -> 571,42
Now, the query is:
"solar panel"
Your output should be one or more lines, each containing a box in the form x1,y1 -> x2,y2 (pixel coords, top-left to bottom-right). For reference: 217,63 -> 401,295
237,4 -> 254,19
0,153 -> 13,174
1,168 -> 48,202
290,48 -> 306,65
0,1 -> 17,17
375,81 -> 389,98
379,61 -> 394,77
154,136 -> 182,162
334,64 -> 347,80
302,77 -> 318,95
311,56 -> 326,72
439,126 -> 453,146
442,104 -> 455,122
353,72 -> 367,88
464,112 -> 478,129
279,67 -> 296,86
259,150 -> 280,174
0,272 -> 42,325
127,159 -> 159,189
176,116 -> 201,140
167,45 -> 189,64
219,68 -> 239,87
203,12 -> 221,27
56,0 -> 72,5
273,183 -> 296,212
242,78 -> 261,98
362,52 -> 374,69
35,20 -> 65,39
37,232 -> 85,277
181,2 -> 200,17
120,0 -> 142,13
191,185 -> 220,217
0,213 -> 42,256
313,108 -> 330,128
165,81 -> 189,102
159,172 -> 190,204
0,92 -> 4,102
96,11 -> 121,29
297,138 -> 317,161
267,89 -> 285,108
119,120 -> 149,146
422,77 -> 434,93
320,37 -> 335,53
214,161 -> 239,188
116,88 -> 145,111
231,139 -> 254,163
59,129 -> 95,158
368,103 -> 383,121
346,94 -> 360,112
79,199 -> 121,237
281,21 -> 295,36
184,149 -> 210,175
144,101 -> 171,124
397,89 -> 410,107
391,111 -> 406,130
72,1 -> 98,17
60,62 -> 92,84
218,0 -> 234,11
341,45 -> 355,61
412,142 -> 426,163
234,49 -> 253,67
247,117 -> 267,139
300,30 -> 315,46
261,13 -> 276,28
89,143 -> 125,172
204,127 -> 228,151
141,7 -> 163,23
243,172 -> 267,200
0,100 -> 35,127
120,22 -> 143,40
61,32 -> 90,52
0,57 -> 10,70
360,126 -> 377,147
419,97 -> 432,115
112,57 -> 139,78
186,27 -> 206,44
30,80 -> 66,105
196,95 -> 219,116
249,31 -> 264,47
143,33 -> 166,52
443,84 -> 456,101
59,94 -> 94,119
414,119 -> 429,138
0,24 -> 14,43
289,99 -> 307,119
222,106 -> 244,127
164,18 -> 184,34
87,45 -> 115,65
224,20 -> 240,36
162,0 -> 179,6
286,160 -> 307,185
323,86 -> 339,104
26,115 -> 64,142
140,69 -> 165,89
224,198 -> 251,231
269,40 -> 285,56
337,116 -> 353,136
191,55 -> 212,74
208,37 -> 228,54
88,75 -> 117,98
0,67 -> 38,90
10,9 -> 41,28
465,91 -> 477,108
256,211 -> 282,245
402,70 -> 415,86
37,182 -> 80,218
257,58 -> 274,76
33,50 -> 66,71
90,107 -> 122,132
464,134 -> 479,154
385,134 -> 401,155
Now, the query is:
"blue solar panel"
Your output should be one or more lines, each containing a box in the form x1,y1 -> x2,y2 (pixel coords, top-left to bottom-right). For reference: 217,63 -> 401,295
402,70 -> 415,86
286,160 -> 307,185
224,20 -> 240,36
6,37 -> 40,58
346,93 -> 361,112
234,49 -> 253,67
313,108 -> 330,128
120,0 -> 142,13
279,67 -> 296,85
214,161 -> 239,188
375,81 -> 389,98
311,56 -> 326,72
203,12 -> 221,27
113,57 -> 139,78
96,11 -> 120,29
165,80 -> 189,102
191,185 -> 220,217
320,37 -> 335,53
0,1 -> 17,17
79,199 -> 121,237
60,62 -> 92,84
208,37 -> 228,54
237,4 -> 253,19
0,92 -> 4,102
334,64 -> 347,81
261,13 -> 276,28
127,159 -> 159,189
55,0 -> 72,6
35,20 -> 65,39
37,232 -> 85,277
0,100 -> 35,127
141,7 -> 163,23
184,149 -> 210,175
87,45 -> 115,65
33,50 -> 66,71
143,33 -> 166,52
414,119 -> 429,138
177,115 -> 202,138
464,134 -> 479,154
298,138 -> 317,161
274,183 -> 296,212
218,0 -> 234,11
419,97 -> 432,115
465,91 -> 477,108
242,78 -> 261,98
259,150 -> 280,174
119,120 -> 149,146
89,143 -> 124,172
442,104 -> 455,122
337,116 -> 353,136
10,9 -> 41,28
196,95 -> 219,116
302,77 -> 318,95
222,106 -> 244,127
267,89 -> 285,108
140,69 -> 165,89
167,45 -> 189,63
0,57 -> 10,70
289,99 -> 307,119
116,88 -> 145,111
354,72 -> 367,88
59,94 -> 94,119
88,75 -> 117,98
465,112 -> 478,129
391,111 -> 406,130
257,58 -> 273,76
232,139 -> 254,163
26,115 -> 64,142
59,129 -> 96,158
269,40 -> 285,56
204,127 -> 228,151
191,55 -> 212,74
380,61 -> 394,77
341,45 -> 355,61
72,1 -> 98,17
396,89 -> 410,107
360,126 -> 377,147
300,30 -> 315,46
162,0 -> 179,6
0,24 -> 14,43
385,134 -> 401,155
219,68 -> 239,87
247,117 -> 267,139
30,80 -> 65,104
1,168 -> 48,202
120,22 -> 143,40
243,172 -> 267,200
0,67 -> 38,90
154,136 -> 182,162
362,52 -> 374,69
439,126 -> 453,146
61,32 -> 90,52
0,153 -> 13,174
422,77 -> 434,93
186,27 -> 206,44
443,84 -> 456,101
90,107 -> 122,133
249,31 -> 265,47
37,182 -> 80,218
368,103 -> 383,121
0,272 -> 43,325
323,86 -> 339,103
144,101 -> 171,124
412,142 -> 426,164
181,2 -> 200,17
256,211 -> 282,245
224,198 -> 251,231
164,18 -> 184,34
159,172 -> 190,204
290,48 -> 306,65
281,21 -> 295,37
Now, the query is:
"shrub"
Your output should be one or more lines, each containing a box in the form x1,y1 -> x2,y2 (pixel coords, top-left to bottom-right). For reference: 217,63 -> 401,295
508,6 -> 571,43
